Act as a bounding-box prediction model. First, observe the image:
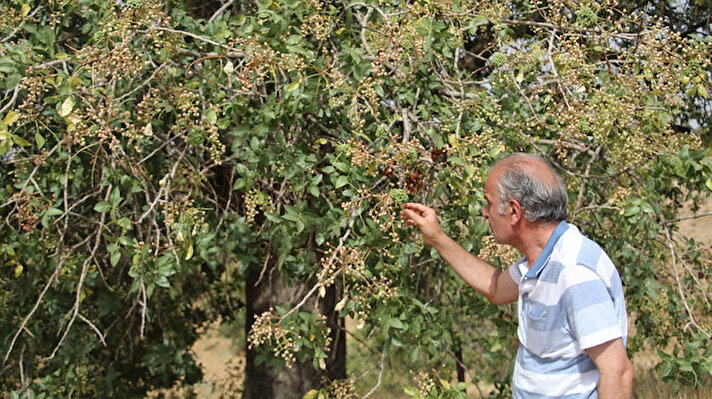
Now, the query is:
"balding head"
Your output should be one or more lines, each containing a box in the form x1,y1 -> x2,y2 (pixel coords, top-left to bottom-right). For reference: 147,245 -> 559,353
491,153 -> 568,223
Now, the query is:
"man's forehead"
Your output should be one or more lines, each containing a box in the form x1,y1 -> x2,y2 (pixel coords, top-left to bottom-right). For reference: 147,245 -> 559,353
484,166 -> 501,190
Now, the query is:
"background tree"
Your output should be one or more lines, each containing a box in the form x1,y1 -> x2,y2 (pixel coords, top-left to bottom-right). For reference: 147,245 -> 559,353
1,0 -> 710,397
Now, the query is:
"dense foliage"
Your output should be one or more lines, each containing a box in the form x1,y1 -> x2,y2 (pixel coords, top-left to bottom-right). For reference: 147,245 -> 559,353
1,0 -> 711,397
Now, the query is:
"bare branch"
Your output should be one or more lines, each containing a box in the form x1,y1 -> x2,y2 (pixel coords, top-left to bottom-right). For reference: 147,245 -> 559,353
362,345 -> 388,399
208,0 -> 236,23
665,211 -> 712,224
154,27 -> 245,56
46,184 -> 112,361
661,222 -> 711,339
573,146 -> 601,214
79,314 -> 107,347
0,84 -> 21,114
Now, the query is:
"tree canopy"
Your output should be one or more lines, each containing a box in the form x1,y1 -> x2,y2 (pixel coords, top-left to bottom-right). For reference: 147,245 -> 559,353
1,0 -> 711,397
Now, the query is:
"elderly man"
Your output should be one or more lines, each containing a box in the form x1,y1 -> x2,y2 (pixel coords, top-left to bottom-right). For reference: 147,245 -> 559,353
400,153 -> 633,398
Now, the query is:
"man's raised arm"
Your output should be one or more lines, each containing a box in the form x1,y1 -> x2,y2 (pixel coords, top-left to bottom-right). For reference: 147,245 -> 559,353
400,203 -> 518,305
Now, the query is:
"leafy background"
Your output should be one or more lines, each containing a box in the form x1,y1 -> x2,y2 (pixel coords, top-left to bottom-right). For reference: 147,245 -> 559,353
1,0 -> 711,397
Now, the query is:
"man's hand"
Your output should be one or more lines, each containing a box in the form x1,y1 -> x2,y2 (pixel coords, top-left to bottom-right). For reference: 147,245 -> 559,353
400,203 -> 446,247
400,202 -> 518,305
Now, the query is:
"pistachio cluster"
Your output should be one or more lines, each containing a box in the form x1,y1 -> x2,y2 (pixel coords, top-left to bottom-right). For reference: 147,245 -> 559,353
243,189 -> 272,225
247,308 -> 333,368
163,198 -> 207,245
320,377 -> 356,399
17,76 -> 49,120
410,370 -> 438,397
247,308 -> 299,366
477,235 -> 519,267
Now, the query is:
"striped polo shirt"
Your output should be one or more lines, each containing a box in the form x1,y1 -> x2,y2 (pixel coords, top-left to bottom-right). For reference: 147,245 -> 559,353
507,221 -> 628,398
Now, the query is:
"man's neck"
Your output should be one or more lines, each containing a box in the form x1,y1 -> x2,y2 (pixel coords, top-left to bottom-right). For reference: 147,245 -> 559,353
517,221 -> 560,266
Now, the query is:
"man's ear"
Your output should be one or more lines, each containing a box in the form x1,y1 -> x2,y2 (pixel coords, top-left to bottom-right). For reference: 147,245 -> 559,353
508,199 -> 522,224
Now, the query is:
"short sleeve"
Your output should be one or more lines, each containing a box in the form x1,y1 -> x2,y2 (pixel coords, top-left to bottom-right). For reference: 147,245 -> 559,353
507,257 -> 526,285
561,266 -> 623,350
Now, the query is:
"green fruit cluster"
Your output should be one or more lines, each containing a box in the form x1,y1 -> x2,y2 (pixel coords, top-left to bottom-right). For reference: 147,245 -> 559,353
187,129 -> 205,146
491,52 -> 506,68
576,7 -> 598,28
389,188 -> 409,205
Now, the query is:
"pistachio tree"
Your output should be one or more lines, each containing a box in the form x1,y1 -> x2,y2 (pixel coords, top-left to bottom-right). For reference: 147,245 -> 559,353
1,0 -> 711,398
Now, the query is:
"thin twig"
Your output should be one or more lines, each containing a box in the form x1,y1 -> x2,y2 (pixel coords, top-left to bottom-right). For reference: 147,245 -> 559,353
665,211 -> 712,224
154,26 -> 245,55
116,62 -> 167,102
78,314 -> 107,346
140,280 -> 148,337
573,146 -> 601,214
2,254 -> 69,366
278,209 -> 359,323
208,0 -> 236,23
138,149 -> 186,223
46,184 -> 112,360
362,346 -> 387,399
1,6 -> 42,43
661,222 -> 711,339
0,84 -> 21,114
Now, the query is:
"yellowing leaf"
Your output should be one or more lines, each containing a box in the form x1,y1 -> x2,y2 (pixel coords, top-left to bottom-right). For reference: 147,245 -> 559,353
334,295 -> 347,312
223,60 -> 234,75
143,122 -> 153,136
58,97 -> 74,117
448,134 -> 459,149
697,85 -> 709,99
185,243 -> 194,260
287,81 -> 300,92
303,390 -> 319,399
21,4 -> 31,17
3,111 -> 19,126
706,178 -> 712,191
318,357 -> 326,370
14,264 -> 24,278
12,135 -> 31,147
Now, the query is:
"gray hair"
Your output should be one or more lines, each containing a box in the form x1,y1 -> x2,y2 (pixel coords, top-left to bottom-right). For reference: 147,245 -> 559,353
496,154 -> 568,223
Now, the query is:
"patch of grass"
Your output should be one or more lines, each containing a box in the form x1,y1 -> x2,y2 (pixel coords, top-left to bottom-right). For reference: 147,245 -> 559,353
634,369 -> 711,399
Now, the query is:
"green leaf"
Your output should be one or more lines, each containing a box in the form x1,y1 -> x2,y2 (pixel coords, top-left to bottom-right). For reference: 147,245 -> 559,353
46,208 -> 63,216
110,250 -> 121,267
116,217 -> 131,230
390,318 -> 404,329
335,175 -> 349,188
35,132 -> 45,148
94,201 -> 112,213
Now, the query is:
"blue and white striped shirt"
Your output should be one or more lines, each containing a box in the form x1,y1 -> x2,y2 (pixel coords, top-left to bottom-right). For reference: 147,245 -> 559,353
507,221 -> 628,398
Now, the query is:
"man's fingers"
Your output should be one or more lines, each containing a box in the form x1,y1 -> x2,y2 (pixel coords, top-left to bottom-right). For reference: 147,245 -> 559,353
400,208 -> 424,226
402,202 -> 431,215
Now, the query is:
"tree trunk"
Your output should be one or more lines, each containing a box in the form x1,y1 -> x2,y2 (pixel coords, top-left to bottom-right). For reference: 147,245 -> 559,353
244,256 -> 345,399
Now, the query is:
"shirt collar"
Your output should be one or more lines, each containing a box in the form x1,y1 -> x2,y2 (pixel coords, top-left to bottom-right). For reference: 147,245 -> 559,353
523,220 -> 569,280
